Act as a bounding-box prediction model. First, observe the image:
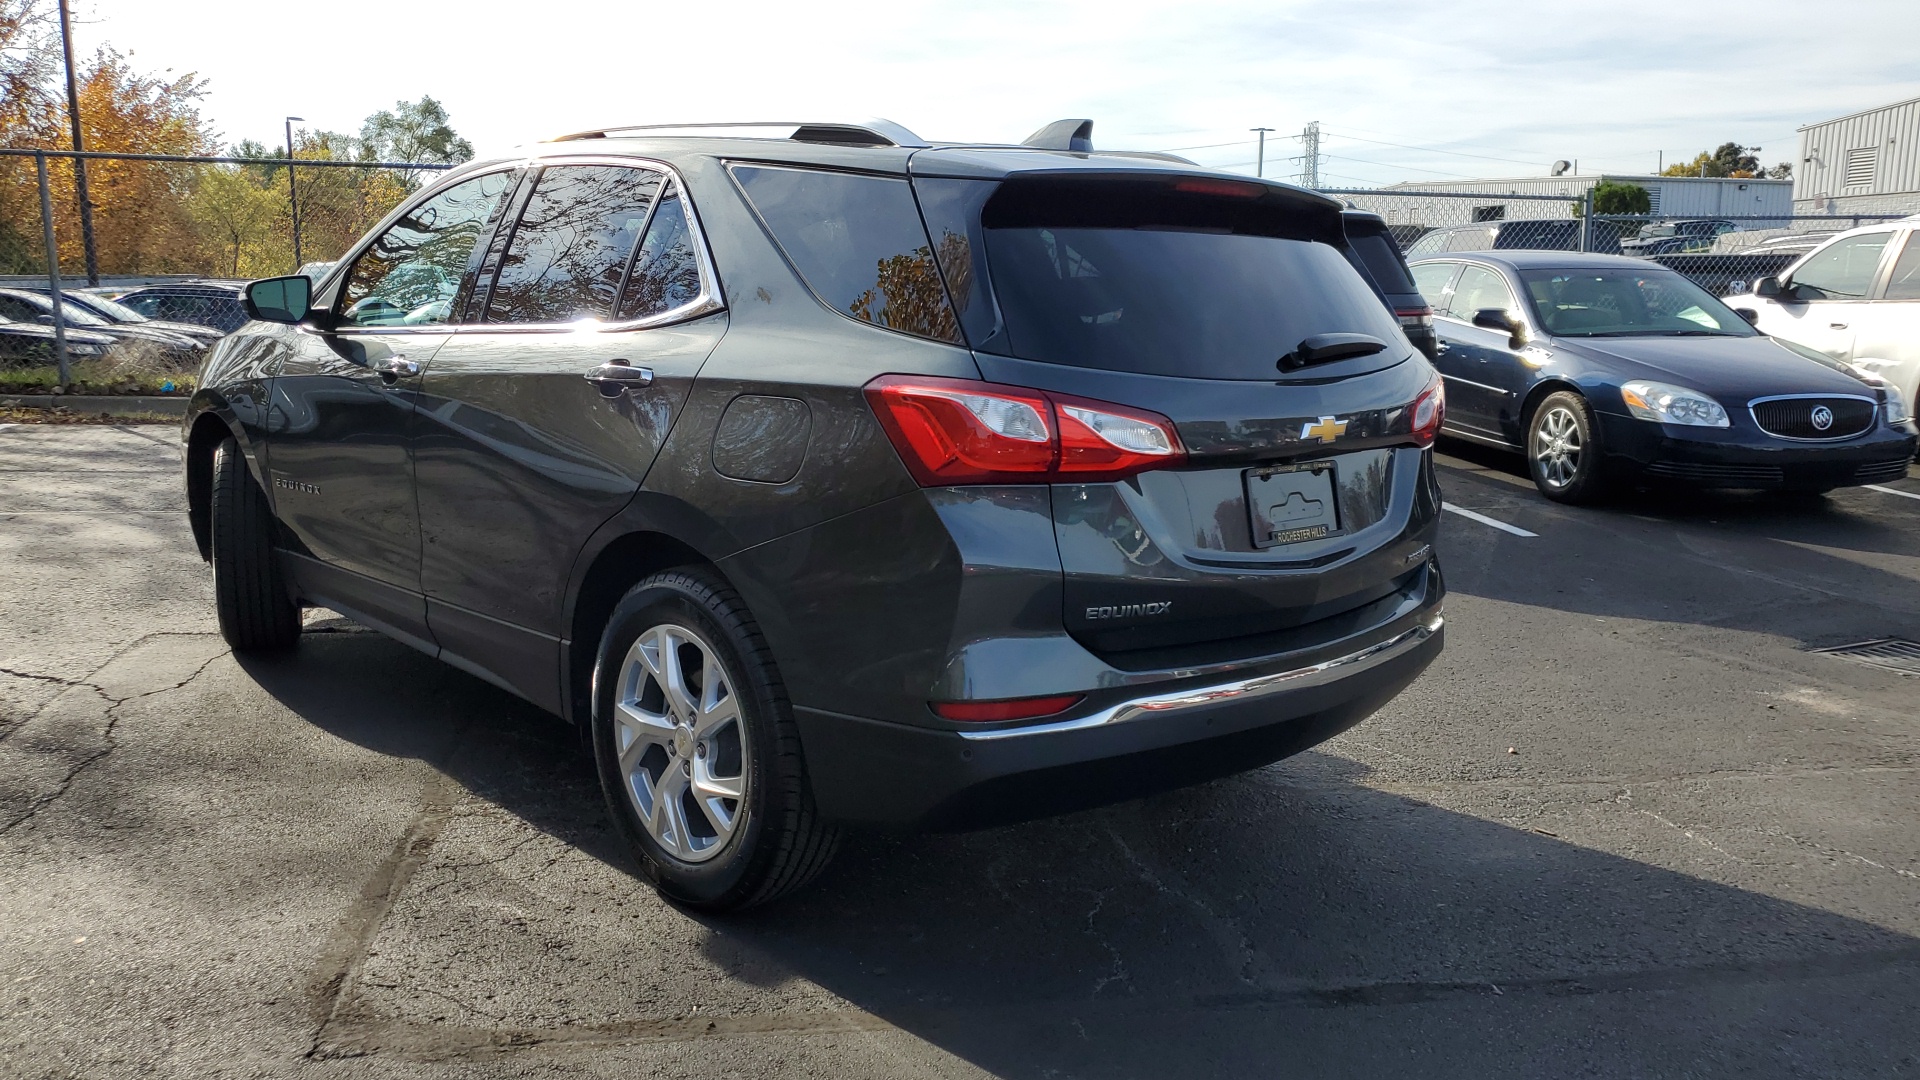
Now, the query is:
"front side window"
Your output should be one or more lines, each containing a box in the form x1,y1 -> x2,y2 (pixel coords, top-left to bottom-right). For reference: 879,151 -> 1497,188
1410,262 -> 1458,311
732,165 -> 961,344
1447,265 -> 1517,321
1881,231 -> 1920,301
486,165 -> 663,324
1519,269 -> 1755,337
1789,232 -> 1892,301
340,172 -> 513,328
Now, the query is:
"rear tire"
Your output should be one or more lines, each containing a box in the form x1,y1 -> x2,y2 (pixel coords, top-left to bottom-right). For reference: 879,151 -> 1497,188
1527,391 -> 1611,505
591,567 -> 839,911
210,437 -> 300,653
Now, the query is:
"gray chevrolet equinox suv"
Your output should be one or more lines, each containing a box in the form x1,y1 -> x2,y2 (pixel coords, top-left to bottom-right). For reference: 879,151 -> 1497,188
184,118 -> 1447,910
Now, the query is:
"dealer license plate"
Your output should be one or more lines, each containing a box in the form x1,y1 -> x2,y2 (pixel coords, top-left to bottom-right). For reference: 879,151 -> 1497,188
1246,462 -> 1342,549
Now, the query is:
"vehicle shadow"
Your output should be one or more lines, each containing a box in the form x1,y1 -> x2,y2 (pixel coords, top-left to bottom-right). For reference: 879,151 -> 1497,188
242,635 -> 1920,1078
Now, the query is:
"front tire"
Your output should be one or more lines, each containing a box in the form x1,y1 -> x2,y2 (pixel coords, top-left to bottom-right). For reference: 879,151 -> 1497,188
1527,391 -> 1610,504
210,437 -> 300,653
592,568 -> 839,911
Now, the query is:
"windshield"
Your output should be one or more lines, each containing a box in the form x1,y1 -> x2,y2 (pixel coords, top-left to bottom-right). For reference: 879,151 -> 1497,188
1518,268 -> 1757,338
68,293 -> 146,322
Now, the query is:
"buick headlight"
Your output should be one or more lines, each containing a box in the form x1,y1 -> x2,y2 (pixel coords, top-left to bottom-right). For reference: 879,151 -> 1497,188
1620,380 -> 1728,428
1884,383 -> 1912,426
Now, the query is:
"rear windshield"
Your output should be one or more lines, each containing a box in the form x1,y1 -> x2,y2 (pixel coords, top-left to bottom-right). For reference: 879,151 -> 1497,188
932,176 -> 1403,380
1346,230 -> 1417,293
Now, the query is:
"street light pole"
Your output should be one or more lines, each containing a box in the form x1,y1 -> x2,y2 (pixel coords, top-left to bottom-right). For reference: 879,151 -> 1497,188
55,0 -> 98,286
1251,127 -> 1274,178
285,116 -> 304,272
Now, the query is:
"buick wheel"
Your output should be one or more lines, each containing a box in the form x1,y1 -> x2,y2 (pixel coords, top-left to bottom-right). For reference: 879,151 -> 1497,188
1527,391 -> 1610,505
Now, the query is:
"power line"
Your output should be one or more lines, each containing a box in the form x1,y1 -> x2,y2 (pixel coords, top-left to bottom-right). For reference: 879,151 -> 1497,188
1320,130 -> 1544,168
1321,152 -> 1480,179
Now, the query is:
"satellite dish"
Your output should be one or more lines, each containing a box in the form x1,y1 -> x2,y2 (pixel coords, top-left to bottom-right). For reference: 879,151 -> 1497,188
1550,160 -> 1572,177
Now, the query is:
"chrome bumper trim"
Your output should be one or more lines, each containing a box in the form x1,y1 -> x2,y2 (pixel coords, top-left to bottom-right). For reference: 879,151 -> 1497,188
957,615 -> 1443,742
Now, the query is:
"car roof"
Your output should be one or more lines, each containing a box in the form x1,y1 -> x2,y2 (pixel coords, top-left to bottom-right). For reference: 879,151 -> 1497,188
1409,251 -> 1670,271
434,118 -> 1342,211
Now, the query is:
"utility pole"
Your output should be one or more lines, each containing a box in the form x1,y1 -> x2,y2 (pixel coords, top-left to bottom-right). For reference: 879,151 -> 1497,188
1251,127 -> 1274,178
286,117 -> 304,272
55,0 -> 97,286
1298,121 -> 1321,188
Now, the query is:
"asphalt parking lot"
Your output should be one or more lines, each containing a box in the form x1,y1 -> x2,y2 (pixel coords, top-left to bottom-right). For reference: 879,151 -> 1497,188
2,422 -> 1917,1079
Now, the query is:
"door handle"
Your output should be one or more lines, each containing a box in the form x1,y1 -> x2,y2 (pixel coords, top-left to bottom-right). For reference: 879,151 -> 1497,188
376,356 -> 420,380
1829,322 -> 1849,330
585,360 -> 654,397
1435,342 -> 1450,353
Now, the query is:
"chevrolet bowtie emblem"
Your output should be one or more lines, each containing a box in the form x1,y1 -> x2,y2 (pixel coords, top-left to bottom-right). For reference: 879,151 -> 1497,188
1301,416 -> 1348,444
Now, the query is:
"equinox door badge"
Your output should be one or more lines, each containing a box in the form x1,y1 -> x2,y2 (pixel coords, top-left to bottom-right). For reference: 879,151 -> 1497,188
1086,602 -> 1172,620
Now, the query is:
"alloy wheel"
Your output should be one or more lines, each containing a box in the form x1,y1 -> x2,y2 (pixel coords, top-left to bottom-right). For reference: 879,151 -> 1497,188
612,622 -> 748,864
1533,405 -> 1584,490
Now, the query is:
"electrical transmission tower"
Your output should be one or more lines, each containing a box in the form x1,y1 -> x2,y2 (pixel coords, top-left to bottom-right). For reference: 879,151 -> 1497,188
1297,121 -> 1321,188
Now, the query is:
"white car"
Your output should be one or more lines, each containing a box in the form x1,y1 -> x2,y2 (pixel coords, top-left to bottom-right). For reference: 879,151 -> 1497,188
1726,216 -> 1920,417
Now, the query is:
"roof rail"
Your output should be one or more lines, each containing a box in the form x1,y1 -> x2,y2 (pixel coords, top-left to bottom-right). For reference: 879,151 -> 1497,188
548,118 -> 930,149
1022,119 -> 1094,152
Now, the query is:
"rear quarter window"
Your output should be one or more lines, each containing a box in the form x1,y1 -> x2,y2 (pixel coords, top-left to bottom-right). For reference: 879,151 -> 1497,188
730,165 -> 961,344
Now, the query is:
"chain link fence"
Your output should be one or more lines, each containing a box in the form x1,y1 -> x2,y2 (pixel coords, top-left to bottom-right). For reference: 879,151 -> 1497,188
1323,185 -> 1909,296
0,148 -> 450,390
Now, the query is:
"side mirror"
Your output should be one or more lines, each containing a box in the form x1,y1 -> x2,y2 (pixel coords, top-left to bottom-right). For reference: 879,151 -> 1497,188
1753,276 -> 1783,299
243,275 -> 311,324
1471,307 -> 1527,348
1733,307 -> 1760,325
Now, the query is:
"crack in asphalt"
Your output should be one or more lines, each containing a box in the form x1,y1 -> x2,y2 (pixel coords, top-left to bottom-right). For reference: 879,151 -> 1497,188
1106,826 -> 1261,990
0,648 -> 226,835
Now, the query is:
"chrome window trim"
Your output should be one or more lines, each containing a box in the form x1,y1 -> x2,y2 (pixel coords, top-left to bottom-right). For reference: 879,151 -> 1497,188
957,615 -> 1443,742
1437,372 -> 1511,396
1746,392 -> 1880,442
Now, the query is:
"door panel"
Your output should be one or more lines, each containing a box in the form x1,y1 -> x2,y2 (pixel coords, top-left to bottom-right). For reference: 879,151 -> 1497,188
268,329 -> 446,640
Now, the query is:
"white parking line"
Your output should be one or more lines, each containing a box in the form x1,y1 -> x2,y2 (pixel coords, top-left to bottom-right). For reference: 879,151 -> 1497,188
1865,484 -> 1920,502
1441,501 -> 1539,537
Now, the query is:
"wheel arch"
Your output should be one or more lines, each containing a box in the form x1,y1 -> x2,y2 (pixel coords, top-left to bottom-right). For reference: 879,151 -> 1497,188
185,408 -> 243,562
1517,376 -> 1588,441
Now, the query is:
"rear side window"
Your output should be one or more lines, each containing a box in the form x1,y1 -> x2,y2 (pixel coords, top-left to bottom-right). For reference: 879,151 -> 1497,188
731,165 -> 961,344
962,175 -> 1401,380
1346,229 -> 1417,293
616,187 -> 702,321
486,165 -> 662,323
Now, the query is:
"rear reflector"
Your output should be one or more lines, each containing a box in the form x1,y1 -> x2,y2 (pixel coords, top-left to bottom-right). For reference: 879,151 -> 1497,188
931,694 -> 1085,723
867,375 -> 1185,485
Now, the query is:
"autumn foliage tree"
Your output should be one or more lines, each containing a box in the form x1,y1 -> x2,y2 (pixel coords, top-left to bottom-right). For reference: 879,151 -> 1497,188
0,0 -> 468,277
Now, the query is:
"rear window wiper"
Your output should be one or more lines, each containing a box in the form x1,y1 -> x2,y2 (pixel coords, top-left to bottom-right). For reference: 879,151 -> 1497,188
1278,333 -> 1388,372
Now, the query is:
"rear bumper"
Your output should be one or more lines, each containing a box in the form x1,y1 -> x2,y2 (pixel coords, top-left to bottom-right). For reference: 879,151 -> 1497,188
1595,412 -> 1916,489
795,575 -> 1443,830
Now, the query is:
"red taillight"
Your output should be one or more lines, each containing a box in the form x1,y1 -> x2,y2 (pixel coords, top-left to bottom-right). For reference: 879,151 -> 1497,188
1395,306 -> 1434,330
1410,376 -> 1444,447
932,694 -> 1085,722
866,375 -> 1185,485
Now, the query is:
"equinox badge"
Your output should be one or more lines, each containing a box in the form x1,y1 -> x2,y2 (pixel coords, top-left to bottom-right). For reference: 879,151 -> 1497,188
1301,416 -> 1348,444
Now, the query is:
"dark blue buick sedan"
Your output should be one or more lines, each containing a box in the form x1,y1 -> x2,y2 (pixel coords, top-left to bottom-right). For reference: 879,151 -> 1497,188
1408,251 -> 1917,502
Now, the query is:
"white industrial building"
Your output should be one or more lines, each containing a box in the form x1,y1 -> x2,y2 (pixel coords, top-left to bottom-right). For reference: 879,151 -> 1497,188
1370,174 -> 1792,227
1794,96 -> 1920,215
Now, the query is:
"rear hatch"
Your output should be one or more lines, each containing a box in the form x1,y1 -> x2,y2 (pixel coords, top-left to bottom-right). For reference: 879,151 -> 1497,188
911,163 -> 1442,663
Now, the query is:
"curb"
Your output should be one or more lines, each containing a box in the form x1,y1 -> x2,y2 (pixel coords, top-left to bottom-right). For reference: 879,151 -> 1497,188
0,394 -> 189,418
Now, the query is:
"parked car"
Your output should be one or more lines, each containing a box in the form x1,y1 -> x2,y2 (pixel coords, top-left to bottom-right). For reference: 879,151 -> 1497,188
186,118 -> 1448,910
1620,219 -> 1738,256
115,281 -> 251,334
1724,218 -> 1920,428
35,288 -> 227,346
1408,251 -> 1914,501
0,287 -> 207,368
1343,209 -> 1437,359
1404,218 -> 1624,257
0,313 -> 116,364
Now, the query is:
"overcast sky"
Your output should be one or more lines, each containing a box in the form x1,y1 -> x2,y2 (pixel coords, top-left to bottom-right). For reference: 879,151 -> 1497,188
73,0 -> 1920,187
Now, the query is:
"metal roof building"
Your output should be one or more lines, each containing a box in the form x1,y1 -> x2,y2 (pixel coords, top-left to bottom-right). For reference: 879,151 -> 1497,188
1794,96 -> 1920,214
1372,174 -> 1791,227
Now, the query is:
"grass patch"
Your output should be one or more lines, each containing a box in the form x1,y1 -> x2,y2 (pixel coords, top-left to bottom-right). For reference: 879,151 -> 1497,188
0,361 -> 195,396
0,406 -> 178,425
